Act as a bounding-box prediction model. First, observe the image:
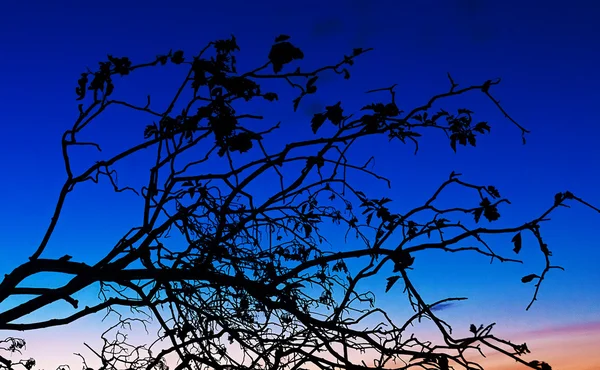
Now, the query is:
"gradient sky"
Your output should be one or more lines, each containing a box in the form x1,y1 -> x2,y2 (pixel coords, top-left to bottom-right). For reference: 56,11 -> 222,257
1,1 -> 599,369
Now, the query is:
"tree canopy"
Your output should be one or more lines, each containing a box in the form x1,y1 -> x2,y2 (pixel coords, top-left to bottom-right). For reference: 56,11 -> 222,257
0,34 -> 598,370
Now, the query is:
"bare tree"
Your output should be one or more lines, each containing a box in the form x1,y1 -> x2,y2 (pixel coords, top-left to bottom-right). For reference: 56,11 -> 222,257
0,34 -> 597,370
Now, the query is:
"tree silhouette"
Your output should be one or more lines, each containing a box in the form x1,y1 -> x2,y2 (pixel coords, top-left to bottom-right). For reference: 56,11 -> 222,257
0,34 -> 598,370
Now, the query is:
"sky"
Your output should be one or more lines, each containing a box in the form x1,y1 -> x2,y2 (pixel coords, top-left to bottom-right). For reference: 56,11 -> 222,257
0,0 -> 599,369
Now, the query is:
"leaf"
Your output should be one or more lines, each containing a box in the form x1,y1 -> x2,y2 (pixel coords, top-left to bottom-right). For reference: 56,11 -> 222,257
144,124 -> 158,139
361,115 -> 379,133
404,131 -> 421,138
378,197 -> 392,205
325,101 -> 344,125
516,342 -> 531,355
263,92 -> 278,101
214,35 -> 240,54
450,136 -> 457,153
292,97 -> 302,112
481,198 -> 500,222
481,79 -> 492,93
361,103 -> 385,113
487,185 -> 500,198
304,224 -> 312,238
512,232 -> 522,254
554,192 -> 563,206
392,250 -> 415,272
472,208 -> 483,223
385,276 -> 401,292
105,81 -> 114,96
107,55 -> 131,75
383,103 -> 400,117
431,109 -> 450,122
274,34 -> 291,43
228,132 -> 254,153
171,50 -> 185,64
521,274 -> 539,283
470,324 -> 477,334
332,260 -> 347,273
75,73 -> 88,100
306,76 -> 318,87
474,121 -> 491,134
268,41 -> 304,73
311,113 -> 327,134
467,133 -> 476,147
352,48 -> 363,56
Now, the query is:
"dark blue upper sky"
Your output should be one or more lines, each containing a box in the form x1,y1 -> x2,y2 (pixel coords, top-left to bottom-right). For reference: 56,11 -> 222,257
0,1 -> 599,367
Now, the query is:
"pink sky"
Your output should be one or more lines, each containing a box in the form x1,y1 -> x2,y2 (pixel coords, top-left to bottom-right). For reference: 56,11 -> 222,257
476,321 -> 600,370
8,319 -> 599,370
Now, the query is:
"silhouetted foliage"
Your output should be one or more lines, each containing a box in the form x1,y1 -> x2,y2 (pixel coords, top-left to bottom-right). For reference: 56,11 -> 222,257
1,34 -> 599,370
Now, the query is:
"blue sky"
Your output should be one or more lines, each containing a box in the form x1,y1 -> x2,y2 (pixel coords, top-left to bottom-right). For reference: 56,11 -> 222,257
1,1 -> 599,369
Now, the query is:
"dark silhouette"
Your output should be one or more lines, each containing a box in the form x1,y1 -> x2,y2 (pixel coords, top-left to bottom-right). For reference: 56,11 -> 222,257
0,35 -> 597,370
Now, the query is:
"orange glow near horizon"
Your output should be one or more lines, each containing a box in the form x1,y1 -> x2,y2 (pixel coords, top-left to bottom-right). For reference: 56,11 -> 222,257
14,320 -> 600,370
464,321 -> 600,370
